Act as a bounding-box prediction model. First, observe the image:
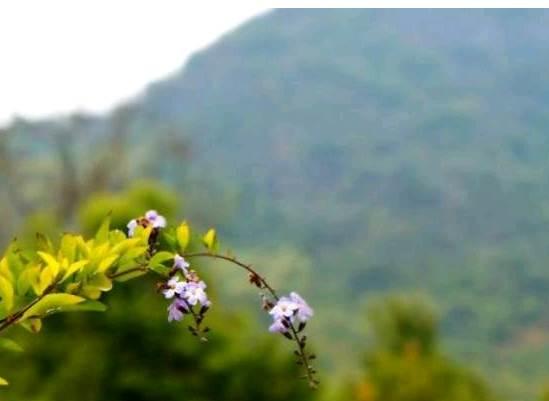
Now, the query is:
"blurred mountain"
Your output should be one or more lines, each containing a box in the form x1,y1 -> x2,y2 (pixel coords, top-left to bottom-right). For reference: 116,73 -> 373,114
4,9 -> 549,399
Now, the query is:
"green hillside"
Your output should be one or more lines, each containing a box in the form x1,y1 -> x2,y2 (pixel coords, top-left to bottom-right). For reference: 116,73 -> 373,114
3,9 -> 549,399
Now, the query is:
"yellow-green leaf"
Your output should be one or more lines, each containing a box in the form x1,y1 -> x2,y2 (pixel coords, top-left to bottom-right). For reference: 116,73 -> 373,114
95,215 -> 111,243
61,260 -> 89,282
88,273 -> 113,292
20,318 -> 42,333
119,246 -> 148,262
176,222 -> 190,251
0,376 -> 8,385
110,238 -> 140,255
202,228 -> 217,251
82,286 -> 102,300
97,255 -> 119,273
21,294 -> 85,320
0,276 -> 14,313
38,266 -> 56,295
60,234 -> 77,262
0,258 -> 13,283
37,252 -> 60,277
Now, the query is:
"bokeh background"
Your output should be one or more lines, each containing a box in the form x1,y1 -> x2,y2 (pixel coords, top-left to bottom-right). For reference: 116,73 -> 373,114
1,8 -> 549,401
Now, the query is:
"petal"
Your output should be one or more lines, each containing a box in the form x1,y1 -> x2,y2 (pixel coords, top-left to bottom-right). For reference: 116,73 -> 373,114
153,215 -> 167,228
145,210 -> 159,220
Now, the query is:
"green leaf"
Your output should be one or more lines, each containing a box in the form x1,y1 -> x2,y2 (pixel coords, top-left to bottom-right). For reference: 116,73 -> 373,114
176,222 -> 190,251
202,228 -> 217,251
148,263 -> 170,277
0,338 -> 23,352
21,293 -> 86,320
149,251 -> 174,267
146,251 -> 174,277
162,232 -> 177,252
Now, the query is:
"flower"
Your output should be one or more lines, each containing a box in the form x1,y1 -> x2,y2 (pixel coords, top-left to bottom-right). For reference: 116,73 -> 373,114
269,297 -> 300,321
168,298 -> 188,322
145,210 -> 167,229
266,293 -> 313,334
163,277 -> 187,299
182,281 -> 209,306
269,319 -> 288,333
289,292 -> 314,323
127,219 -> 138,237
174,254 -> 190,273
127,210 -> 167,237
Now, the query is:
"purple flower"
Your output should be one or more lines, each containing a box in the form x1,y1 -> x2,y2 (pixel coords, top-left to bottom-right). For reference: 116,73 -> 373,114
182,281 -> 209,306
269,297 -> 300,321
145,210 -> 167,229
168,298 -> 188,322
174,254 -> 190,273
266,293 -> 313,334
269,319 -> 288,333
163,277 -> 187,299
289,292 -> 314,323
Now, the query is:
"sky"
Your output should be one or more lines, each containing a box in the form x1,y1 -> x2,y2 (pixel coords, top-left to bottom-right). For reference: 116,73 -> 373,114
0,1 -> 267,126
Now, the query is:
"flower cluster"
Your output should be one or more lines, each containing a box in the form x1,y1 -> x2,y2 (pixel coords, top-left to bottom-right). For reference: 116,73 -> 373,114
127,210 -> 167,237
162,255 -> 211,338
266,292 -> 313,334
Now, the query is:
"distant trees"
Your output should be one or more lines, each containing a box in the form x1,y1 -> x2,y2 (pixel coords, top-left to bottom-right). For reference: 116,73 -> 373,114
353,295 -> 495,401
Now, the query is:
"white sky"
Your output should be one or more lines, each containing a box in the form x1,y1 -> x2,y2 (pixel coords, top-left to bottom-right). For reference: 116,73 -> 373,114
0,1 -> 267,126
